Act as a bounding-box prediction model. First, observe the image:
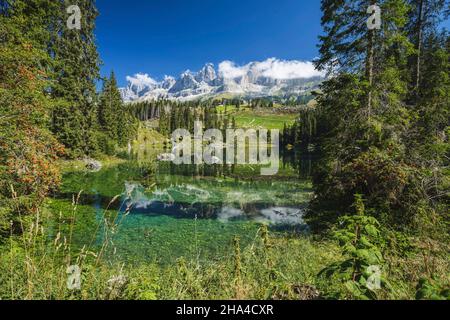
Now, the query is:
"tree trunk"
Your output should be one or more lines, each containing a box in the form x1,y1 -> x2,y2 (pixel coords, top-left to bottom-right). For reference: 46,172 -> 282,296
415,0 -> 425,91
366,28 -> 375,118
364,0 -> 378,118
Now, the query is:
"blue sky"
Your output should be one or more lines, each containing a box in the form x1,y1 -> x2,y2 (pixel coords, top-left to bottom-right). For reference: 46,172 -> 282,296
96,0 -> 323,86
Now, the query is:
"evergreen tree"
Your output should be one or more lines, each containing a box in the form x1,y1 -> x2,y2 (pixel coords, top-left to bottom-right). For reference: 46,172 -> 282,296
407,0 -> 447,93
405,32 -> 449,211
98,72 -> 121,141
51,0 -> 101,157
117,102 -> 138,148
159,104 -> 169,135
307,0 -> 420,229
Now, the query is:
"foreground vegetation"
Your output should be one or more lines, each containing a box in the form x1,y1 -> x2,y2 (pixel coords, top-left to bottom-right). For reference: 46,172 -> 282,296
1,198 -> 448,299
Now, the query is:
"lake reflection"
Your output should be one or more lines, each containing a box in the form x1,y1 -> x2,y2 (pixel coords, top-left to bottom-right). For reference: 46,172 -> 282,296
57,148 -> 314,263
123,180 -> 308,227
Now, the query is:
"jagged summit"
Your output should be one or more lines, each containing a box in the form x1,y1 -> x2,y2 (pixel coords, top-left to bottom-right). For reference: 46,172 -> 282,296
195,63 -> 217,84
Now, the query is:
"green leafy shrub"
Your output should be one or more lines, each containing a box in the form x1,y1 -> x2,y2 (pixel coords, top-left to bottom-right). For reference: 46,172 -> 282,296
124,267 -> 160,300
319,194 -> 388,299
415,278 -> 450,300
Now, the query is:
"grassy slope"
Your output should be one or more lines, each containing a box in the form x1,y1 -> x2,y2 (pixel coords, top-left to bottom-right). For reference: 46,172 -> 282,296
217,105 -> 297,130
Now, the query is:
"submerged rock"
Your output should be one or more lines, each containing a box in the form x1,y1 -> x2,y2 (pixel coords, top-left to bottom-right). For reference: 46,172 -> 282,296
259,207 -> 304,225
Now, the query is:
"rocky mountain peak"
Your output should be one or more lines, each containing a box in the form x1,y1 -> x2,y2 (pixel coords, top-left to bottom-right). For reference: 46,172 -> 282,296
195,63 -> 217,84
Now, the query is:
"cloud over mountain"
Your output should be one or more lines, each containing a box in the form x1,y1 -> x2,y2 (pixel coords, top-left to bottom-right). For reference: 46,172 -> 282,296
126,73 -> 157,88
219,58 -> 323,80
120,58 -> 324,102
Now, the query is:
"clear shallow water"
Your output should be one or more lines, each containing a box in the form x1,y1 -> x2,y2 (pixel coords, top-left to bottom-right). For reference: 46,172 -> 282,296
52,153 -> 313,264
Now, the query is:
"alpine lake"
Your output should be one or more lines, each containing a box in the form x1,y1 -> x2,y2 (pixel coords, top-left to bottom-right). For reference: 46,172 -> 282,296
45,139 -> 315,266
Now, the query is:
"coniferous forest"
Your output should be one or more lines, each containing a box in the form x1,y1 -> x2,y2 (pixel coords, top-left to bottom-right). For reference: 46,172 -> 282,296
0,0 -> 449,301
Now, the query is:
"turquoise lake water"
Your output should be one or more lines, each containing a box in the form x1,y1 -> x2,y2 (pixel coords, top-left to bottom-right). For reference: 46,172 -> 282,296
49,152 -> 313,264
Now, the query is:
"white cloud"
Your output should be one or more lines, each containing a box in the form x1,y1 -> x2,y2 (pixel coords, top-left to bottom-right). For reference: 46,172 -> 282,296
259,58 -> 323,79
219,58 -> 324,80
126,73 -> 157,87
218,61 -> 248,79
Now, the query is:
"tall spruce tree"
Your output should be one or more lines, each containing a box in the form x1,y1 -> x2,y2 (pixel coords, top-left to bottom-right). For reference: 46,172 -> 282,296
98,72 -> 120,140
308,0 -> 419,229
51,0 -> 101,157
407,0 -> 447,92
404,2 -> 449,225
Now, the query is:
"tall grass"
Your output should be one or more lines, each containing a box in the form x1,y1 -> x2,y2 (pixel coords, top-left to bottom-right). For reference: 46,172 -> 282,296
0,187 -> 448,300
0,187 -> 337,300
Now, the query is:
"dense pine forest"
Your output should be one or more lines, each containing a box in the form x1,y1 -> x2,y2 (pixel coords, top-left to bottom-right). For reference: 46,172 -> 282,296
0,0 -> 448,300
